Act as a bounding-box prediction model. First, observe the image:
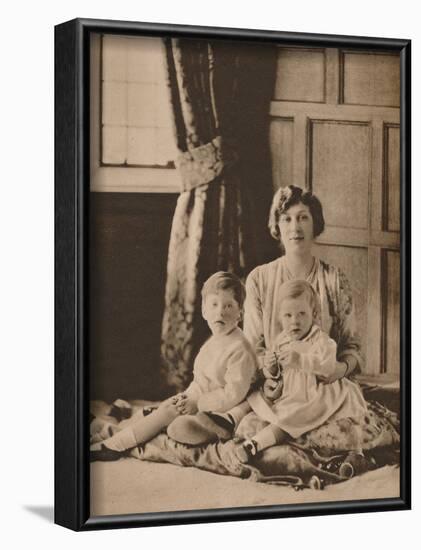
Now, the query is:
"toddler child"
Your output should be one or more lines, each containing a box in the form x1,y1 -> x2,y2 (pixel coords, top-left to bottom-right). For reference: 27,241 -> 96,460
91,271 -> 258,460
234,279 -> 368,462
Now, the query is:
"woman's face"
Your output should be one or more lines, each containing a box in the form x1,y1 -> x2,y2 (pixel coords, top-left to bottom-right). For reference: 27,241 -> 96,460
278,202 -> 314,255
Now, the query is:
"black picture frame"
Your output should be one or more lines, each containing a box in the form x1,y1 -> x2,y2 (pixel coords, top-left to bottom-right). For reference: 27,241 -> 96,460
55,17 -> 411,531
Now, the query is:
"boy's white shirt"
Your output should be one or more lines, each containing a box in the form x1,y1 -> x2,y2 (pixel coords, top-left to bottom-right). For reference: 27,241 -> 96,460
274,324 -> 338,378
183,327 -> 257,412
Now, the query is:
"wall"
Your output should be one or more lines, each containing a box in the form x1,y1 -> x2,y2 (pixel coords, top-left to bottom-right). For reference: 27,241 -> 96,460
90,192 -> 177,401
270,46 -> 401,377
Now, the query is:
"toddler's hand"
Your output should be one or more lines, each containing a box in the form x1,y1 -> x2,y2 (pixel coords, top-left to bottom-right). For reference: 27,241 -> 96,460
278,350 -> 301,370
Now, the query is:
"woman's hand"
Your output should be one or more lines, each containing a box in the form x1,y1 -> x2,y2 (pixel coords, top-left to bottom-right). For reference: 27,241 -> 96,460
263,378 -> 283,401
174,394 -> 198,415
262,351 -> 280,376
317,361 -> 348,384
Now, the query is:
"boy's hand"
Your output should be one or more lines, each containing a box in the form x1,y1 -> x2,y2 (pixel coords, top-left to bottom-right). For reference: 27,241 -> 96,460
278,350 -> 301,370
175,394 -> 198,415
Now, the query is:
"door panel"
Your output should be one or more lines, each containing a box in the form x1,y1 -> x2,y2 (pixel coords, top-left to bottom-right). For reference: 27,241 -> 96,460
342,51 -> 400,107
270,118 -> 294,189
310,120 -> 370,230
384,124 -> 400,232
383,250 -> 400,374
274,48 -> 325,103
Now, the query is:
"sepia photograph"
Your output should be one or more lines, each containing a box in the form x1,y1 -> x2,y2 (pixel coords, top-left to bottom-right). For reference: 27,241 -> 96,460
3,0 -> 419,545
85,27 -> 406,519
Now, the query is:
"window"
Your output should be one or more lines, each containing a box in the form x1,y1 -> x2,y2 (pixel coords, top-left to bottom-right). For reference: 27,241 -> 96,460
91,34 -> 181,192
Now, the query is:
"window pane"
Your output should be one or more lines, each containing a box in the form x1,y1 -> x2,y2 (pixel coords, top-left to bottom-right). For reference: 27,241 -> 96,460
128,127 -> 157,165
102,35 -> 127,81
128,83 -> 158,127
101,35 -> 176,168
127,36 -> 162,83
102,126 -> 127,164
102,81 -> 127,126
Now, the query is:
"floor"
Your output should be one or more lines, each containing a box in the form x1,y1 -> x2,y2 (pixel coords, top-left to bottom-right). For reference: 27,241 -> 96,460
90,381 -> 400,518
90,458 -> 400,517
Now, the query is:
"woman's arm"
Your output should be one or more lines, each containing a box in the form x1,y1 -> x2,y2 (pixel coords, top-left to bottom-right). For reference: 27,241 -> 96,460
330,269 -> 363,376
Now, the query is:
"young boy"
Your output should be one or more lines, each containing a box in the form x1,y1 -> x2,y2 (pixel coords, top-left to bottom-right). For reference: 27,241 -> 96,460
91,271 -> 258,460
235,279 -> 367,462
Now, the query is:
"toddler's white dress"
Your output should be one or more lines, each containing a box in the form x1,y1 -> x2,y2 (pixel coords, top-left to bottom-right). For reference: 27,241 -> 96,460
247,325 -> 368,438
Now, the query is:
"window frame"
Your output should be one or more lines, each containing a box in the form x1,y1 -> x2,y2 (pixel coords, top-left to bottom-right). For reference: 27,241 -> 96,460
90,33 -> 181,193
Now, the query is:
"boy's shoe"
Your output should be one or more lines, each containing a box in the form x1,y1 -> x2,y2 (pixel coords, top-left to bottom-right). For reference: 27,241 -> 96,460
234,439 -> 258,463
90,443 -> 125,462
205,412 -> 236,436
167,412 -> 235,445
108,399 -> 132,422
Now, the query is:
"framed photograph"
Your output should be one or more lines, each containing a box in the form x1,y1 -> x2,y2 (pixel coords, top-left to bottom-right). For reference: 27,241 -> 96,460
55,18 -> 411,531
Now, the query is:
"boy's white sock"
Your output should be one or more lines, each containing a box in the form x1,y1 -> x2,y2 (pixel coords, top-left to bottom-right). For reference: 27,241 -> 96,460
102,427 -> 138,452
100,404 -> 178,452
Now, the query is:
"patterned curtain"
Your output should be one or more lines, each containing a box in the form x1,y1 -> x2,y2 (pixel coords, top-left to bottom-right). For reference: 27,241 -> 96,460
161,38 -> 276,391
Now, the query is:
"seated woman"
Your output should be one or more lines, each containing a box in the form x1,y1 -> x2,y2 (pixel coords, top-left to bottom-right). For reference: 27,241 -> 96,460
91,185 -> 398,482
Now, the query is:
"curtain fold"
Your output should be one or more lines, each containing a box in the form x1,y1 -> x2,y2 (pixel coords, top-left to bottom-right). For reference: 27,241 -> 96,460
161,38 -> 276,391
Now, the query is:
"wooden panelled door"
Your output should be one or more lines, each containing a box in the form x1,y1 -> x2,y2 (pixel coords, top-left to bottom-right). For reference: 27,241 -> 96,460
270,47 -> 400,378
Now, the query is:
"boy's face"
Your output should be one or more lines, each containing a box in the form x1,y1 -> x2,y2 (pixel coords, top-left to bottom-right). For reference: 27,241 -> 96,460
280,294 -> 314,340
202,289 -> 241,336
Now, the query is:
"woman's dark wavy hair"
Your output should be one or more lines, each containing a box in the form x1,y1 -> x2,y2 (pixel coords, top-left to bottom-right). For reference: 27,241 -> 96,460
268,185 -> 325,241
